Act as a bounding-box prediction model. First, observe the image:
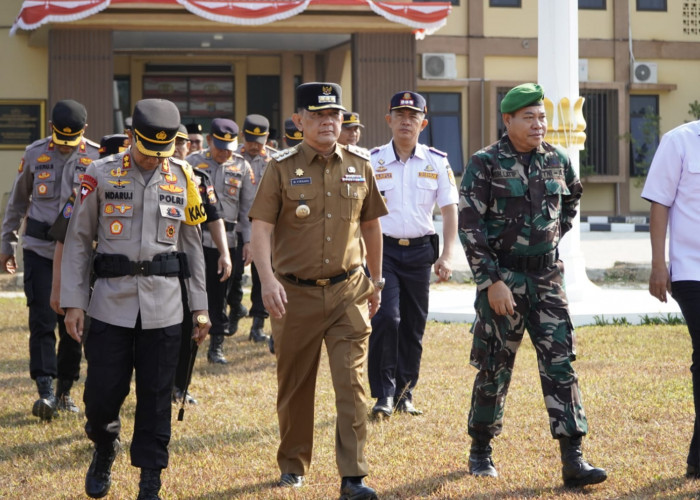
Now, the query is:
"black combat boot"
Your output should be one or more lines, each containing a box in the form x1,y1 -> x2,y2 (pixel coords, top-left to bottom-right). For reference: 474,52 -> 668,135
56,379 -> 80,413
340,476 -> 378,500
32,375 -> 57,421
227,304 -> 248,335
559,436 -> 607,487
137,468 -> 162,500
249,317 -> 269,343
85,439 -> 119,498
207,335 -> 227,364
468,438 -> 498,477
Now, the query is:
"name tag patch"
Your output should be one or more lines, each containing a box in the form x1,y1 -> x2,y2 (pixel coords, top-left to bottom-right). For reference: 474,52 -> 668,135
375,173 -> 392,180
418,172 -> 438,180
291,177 -> 312,185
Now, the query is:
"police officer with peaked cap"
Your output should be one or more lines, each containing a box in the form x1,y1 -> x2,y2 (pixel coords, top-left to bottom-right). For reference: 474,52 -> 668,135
0,99 -> 99,421
61,98 -> 210,499
187,117 -> 255,364
368,91 -> 459,419
227,113 -> 276,344
283,117 -> 303,147
459,83 -> 606,486
250,82 -> 387,499
339,111 -> 365,147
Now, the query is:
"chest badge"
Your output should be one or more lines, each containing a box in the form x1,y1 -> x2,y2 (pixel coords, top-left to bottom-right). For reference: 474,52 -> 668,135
347,166 -> 356,174
295,168 -> 304,177
295,202 -> 310,219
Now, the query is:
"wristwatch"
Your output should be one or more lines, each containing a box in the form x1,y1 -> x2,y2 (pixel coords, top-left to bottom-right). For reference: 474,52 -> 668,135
371,278 -> 385,291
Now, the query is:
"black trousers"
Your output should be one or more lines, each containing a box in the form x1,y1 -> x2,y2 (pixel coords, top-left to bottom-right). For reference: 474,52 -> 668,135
204,245 -> 234,336
174,280 -> 195,390
83,316 -> 181,469
24,248 -> 81,381
368,240 -> 434,400
249,262 -> 269,319
226,232 -> 245,316
671,280 -> 700,467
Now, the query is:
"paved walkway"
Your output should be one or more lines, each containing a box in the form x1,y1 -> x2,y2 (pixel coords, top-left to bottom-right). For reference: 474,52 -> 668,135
428,223 -> 681,326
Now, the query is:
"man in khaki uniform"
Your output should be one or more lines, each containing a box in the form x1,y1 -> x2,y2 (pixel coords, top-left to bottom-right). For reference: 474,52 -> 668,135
61,99 -> 210,500
250,82 -> 387,500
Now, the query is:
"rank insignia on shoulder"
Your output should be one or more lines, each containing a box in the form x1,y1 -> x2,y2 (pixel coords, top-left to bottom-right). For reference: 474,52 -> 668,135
345,144 -> 370,161
271,147 -> 300,162
370,147 -> 381,155
428,146 -> 448,157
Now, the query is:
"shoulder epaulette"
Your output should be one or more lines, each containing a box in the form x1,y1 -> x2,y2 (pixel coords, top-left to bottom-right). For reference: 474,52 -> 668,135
370,146 -> 381,155
428,146 -> 448,158
264,145 -> 278,155
84,138 -> 100,149
346,144 -> 370,161
271,146 -> 300,162
25,136 -> 50,151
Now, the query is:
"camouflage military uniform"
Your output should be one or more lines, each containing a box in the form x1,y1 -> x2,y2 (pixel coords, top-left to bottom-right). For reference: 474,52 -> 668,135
458,134 -> 585,440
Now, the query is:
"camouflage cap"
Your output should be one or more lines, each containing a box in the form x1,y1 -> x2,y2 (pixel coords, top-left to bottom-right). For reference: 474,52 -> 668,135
500,83 -> 545,114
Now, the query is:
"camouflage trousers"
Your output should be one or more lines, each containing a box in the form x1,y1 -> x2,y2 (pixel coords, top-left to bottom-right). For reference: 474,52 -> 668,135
467,261 -> 588,441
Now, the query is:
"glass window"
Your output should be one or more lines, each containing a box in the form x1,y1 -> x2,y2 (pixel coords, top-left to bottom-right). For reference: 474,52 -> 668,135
629,95 -> 659,177
580,89 -> 619,176
418,92 -> 464,174
637,0 -> 666,11
579,0 -> 606,9
490,0 -> 520,7
114,76 -> 130,132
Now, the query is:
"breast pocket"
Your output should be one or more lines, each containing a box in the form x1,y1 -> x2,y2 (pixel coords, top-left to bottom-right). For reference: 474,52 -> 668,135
101,194 -> 134,240
542,176 -> 570,220
223,172 -> 242,202
34,170 -> 56,199
416,176 -> 438,209
285,186 -> 318,223
157,204 -> 184,245
340,184 -> 368,221
489,178 -> 526,219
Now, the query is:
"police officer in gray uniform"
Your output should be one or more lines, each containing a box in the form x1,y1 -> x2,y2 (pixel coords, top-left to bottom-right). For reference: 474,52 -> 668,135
187,118 -> 255,364
227,113 -> 276,343
0,99 -> 99,420
61,99 -> 210,500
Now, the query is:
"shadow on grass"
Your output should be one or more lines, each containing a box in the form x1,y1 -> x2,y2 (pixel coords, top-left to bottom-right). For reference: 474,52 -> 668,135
184,479 -> 285,499
0,428 -> 86,464
0,357 -> 29,375
625,475 -> 697,499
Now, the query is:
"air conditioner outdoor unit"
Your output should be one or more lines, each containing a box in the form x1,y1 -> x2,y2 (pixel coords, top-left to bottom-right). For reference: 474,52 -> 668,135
632,62 -> 658,84
422,53 -> 457,80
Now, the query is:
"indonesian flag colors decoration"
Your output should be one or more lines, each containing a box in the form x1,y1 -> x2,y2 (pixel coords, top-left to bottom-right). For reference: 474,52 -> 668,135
11,0 -> 451,36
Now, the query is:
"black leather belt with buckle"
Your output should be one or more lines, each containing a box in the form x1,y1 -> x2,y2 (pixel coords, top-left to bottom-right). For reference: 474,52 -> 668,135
383,234 -> 431,247
284,267 -> 361,287
496,249 -> 558,272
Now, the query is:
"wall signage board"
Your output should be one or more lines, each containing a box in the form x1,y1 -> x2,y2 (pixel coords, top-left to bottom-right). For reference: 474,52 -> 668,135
0,100 -> 46,149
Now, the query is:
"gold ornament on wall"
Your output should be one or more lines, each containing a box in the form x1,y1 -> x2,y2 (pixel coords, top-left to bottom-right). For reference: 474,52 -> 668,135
543,96 -> 586,150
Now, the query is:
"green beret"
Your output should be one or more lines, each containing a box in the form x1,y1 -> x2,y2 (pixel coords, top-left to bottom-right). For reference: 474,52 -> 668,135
500,83 -> 545,114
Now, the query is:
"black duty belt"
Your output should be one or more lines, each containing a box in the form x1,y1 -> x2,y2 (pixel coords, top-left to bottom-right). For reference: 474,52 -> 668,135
496,249 -> 558,272
93,252 -> 190,278
25,217 -> 54,241
383,234 -> 431,247
284,267 -> 361,287
203,221 -> 236,232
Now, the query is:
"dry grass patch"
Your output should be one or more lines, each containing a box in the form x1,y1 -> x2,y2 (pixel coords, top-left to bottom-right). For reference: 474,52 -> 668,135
0,297 -> 698,498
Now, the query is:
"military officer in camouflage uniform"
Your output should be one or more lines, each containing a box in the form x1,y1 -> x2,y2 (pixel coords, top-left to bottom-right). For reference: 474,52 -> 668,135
459,83 -> 607,487
187,118 -> 255,364
61,99 -> 210,499
250,82 -> 387,499
0,99 -> 99,421
227,113 -> 276,344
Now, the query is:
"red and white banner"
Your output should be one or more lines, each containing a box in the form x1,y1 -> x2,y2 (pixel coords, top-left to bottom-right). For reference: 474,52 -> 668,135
11,0 -> 451,36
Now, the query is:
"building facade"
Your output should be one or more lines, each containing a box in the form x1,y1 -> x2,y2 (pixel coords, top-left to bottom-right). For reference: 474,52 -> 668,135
1,0 -> 698,216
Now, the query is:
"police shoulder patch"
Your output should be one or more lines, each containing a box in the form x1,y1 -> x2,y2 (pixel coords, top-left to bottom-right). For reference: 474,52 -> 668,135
345,144 -> 370,161
428,146 -> 448,158
271,146 -> 300,162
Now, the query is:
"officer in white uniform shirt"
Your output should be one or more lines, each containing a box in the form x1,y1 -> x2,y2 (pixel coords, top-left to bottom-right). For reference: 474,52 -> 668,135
368,91 -> 459,419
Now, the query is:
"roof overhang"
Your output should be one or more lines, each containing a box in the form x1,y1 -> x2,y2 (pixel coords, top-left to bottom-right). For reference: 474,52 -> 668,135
11,0 -> 452,38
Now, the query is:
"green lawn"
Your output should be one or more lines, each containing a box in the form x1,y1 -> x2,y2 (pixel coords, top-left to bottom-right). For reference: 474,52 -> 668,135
0,296 -> 698,499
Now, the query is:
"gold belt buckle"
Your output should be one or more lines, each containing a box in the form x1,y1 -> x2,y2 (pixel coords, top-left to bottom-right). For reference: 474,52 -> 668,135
398,238 -> 410,246
315,278 -> 330,286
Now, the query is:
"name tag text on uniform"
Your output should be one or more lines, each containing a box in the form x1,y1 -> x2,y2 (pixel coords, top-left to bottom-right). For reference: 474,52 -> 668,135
418,172 -> 438,179
291,177 -> 312,185
375,173 -> 392,180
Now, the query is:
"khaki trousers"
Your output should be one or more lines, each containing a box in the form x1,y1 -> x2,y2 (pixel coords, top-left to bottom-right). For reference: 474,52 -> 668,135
272,271 -> 373,477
